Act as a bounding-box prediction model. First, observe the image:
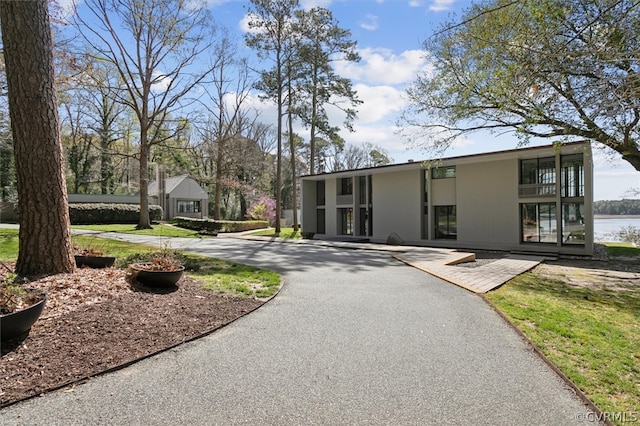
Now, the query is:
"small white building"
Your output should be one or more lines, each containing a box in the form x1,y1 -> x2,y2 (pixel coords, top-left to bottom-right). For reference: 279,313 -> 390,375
148,175 -> 209,220
301,142 -> 593,256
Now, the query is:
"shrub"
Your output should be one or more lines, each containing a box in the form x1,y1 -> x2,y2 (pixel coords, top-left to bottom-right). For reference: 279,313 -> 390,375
68,203 -> 163,225
618,226 -> 640,246
248,197 -> 276,225
172,217 -> 268,233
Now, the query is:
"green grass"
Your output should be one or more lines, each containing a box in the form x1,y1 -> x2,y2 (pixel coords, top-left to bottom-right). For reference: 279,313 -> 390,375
0,228 -> 281,299
0,229 -> 19,261
485,273 -> 640,422
197,259 -> 281,298
249,227 -> 301,239
603,242 -> 640,257
72,223 -> 202,238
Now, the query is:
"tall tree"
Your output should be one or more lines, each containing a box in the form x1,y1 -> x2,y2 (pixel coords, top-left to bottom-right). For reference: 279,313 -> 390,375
0,0 -> 75,275
74,0 -> 216,228
196,31 -> 255,220
295,7 -> 361,175
401,0 -> 640,171
335,142 -> 392,171
245,0 -> 300,234
80,60 -> 127,194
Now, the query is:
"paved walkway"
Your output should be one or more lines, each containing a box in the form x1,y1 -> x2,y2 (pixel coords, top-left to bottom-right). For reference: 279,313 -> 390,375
394,251 -> 546,293
1,229 -> 601,424
1,235 -> 597,424
237,234 -> 545,294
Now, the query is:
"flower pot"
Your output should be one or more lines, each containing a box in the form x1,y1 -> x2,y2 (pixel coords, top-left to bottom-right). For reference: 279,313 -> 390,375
129,263 -> 185,287
1,292 -> 46,342
75,255 -> 116,269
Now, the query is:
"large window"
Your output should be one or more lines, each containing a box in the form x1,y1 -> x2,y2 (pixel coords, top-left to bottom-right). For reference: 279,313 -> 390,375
359,176 -> 367,204
561,154 -> 584,198
520,157 -> 556,197
339,177 -> 353,195
177,200 -> 200,213
316,208 -> 326,234
521,203 -> 557,243
434,205 -> 456,239
422,170 -> 429,239
316,180 -> 325,206
562,202 -> 585,245
338,208 -> 353,235
432,166 -> 456,179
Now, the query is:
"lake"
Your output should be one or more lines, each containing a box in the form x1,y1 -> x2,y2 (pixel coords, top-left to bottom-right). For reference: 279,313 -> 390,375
594,216 -> 640,242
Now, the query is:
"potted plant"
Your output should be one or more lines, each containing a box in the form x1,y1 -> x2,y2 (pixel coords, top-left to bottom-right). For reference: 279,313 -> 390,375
74,244 -> 116,269
127,252 -> 185,287
1,278 -> 46,342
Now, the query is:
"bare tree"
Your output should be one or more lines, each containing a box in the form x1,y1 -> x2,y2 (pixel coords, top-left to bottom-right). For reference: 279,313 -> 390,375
73,0 -> 216,228
0,0 -> 75,275
194,31 -> 256,220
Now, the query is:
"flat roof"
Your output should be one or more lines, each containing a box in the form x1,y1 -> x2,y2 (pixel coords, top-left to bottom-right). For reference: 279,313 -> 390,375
301,141 -> 591,180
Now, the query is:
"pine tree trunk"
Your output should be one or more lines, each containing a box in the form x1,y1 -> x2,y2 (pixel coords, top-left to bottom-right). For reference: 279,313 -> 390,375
0,0 -> 75,275
137,129 -> 152,229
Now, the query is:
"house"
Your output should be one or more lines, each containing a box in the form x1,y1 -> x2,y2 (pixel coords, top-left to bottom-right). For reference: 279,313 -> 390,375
301,141 -> 593,256
67,175 -> 209,221
148,174 -> 209,220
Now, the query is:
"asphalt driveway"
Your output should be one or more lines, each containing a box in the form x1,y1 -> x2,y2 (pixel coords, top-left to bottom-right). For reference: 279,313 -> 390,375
0,237 -> 597,425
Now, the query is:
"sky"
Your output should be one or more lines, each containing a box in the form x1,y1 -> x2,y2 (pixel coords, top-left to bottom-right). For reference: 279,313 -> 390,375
64,0 -> 640,201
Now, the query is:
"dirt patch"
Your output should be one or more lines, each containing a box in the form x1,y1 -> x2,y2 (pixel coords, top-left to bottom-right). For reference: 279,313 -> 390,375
536,260 -> 640,292
0,267 -> 265,407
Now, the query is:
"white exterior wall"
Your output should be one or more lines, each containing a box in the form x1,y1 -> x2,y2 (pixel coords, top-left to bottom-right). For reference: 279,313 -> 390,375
372,170 -> 422,241
167,179 -> 209,219
299,142 -> 593,255
325,178 -> 337,235
455,159 -> 519,247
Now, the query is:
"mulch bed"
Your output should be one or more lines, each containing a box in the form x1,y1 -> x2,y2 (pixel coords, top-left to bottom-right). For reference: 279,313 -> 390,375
0,267 -> 264,407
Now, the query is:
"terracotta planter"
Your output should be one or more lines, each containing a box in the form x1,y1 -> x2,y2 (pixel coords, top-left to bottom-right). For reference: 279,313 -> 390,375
75,255 -> 116,269
1,292 -> 46,342
130,263 -> 185,287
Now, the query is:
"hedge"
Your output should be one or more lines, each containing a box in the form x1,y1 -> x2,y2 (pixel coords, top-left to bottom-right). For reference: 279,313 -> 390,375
69,203 -> 163,225
172,217 -> 269,234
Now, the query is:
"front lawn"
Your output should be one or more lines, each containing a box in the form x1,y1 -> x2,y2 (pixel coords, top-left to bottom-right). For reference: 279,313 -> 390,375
249,227 -> 301,239
0,228 -> 280,299
485,269 -> 640,422
72,223 -> 202,238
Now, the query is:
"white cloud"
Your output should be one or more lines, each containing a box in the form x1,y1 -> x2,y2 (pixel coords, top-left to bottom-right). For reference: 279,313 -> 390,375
150,71 -> 172,93
349,84 -> 406,123
51,0 -> 79,23
239,13 -> 260,34
409,0 -> 423,7
429,0 -> 455,12
300,0 -> 333,9
359,14 -> 379,31
335,48 -> 430,86
204,0 -> 235,6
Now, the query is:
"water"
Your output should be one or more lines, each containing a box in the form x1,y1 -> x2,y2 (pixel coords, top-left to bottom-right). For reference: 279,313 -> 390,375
594,216 -> 640,242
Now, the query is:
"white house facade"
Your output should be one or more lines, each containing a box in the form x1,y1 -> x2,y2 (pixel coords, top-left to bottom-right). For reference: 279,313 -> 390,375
301,142 -> 593,256
148,175 -> 209,220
